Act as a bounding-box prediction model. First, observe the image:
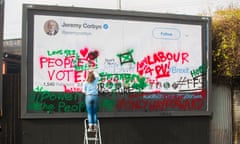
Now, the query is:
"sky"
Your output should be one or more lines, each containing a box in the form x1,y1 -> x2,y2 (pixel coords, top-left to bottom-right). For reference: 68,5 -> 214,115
3,0 -> 240,39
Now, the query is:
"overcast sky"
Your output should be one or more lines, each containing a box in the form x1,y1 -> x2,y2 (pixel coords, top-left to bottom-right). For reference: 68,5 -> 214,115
3,0 -> 239,39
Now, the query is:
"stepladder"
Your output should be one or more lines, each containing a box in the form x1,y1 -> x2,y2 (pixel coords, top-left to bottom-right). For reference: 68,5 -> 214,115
84,119 -> 102,144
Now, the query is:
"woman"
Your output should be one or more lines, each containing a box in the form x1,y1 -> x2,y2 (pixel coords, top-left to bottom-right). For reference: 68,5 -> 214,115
82,68 -> 99,132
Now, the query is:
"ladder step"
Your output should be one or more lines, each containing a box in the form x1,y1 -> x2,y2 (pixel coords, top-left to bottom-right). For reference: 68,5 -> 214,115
87,138 -> 99,141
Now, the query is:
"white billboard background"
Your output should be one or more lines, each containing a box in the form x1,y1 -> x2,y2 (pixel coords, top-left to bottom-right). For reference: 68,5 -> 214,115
33,15 -> 202,92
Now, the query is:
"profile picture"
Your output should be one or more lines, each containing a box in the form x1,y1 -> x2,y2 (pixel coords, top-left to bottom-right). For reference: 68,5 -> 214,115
44,19 -> 59,36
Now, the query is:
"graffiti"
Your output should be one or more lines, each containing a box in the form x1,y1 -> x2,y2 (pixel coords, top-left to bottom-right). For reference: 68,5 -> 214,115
116,98 -> 204,111
46,47 -> 98,68
58,101 -> 83,112
79,47 -> 88,57
172,75 -> 205,91
39,56 -> 76,69
146,78 -> 162,89
31,45 -> 209,114
39,47 -> 99,83
137,51 -> 189,78
28,89 -> 117,113
145,73 -> 206,91
191,64 -> 207,78
28,86 -> 207,113
98,72 -> 148,91
64,85 -> 82,92
28,87 -> 85,112
137,51 -> 189,65
98,92 -> 116,112
116,91 -> 206,111
172,77 -> 188,89
32,91 -> 80,103
47,49 -> 77,57
117,49 -> 135,65
88,50 -> 99,60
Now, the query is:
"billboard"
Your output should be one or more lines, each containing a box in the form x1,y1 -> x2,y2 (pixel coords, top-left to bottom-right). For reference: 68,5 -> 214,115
21,4 -> 212,118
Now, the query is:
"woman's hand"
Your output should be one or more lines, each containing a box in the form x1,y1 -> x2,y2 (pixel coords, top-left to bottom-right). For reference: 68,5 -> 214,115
88,66 -> 94,72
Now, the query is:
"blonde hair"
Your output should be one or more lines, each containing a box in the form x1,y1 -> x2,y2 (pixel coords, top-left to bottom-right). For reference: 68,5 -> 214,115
86,71 -> 96,83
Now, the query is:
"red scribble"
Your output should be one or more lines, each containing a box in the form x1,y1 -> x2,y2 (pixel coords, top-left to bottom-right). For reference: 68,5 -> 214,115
79,47 -> 99,66
199,90 -> 207,99
116,97 -> 205,111
88,50 -> 99,60
64,85 -> 82,92
116,98 -> 150,111
153,90 -> 161,93
88,60 -> 97,67
155,62 -> 170,78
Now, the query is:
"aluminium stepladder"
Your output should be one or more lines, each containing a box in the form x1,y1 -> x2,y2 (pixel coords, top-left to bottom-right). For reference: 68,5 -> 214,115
84,119 -> 102,144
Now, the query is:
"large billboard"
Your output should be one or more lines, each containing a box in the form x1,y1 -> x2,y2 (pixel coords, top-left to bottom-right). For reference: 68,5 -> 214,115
21,4 -> 212,118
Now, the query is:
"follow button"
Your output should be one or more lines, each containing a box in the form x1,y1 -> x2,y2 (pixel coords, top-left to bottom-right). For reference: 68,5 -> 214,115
152,28 -> 181,40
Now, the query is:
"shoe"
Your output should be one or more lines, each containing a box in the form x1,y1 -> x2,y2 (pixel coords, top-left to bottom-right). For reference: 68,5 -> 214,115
87,124 -> 96,132
88,124 -> 93,132
87,128 -> 94,132
93,124 -> 97,131
87,128 -> 92,132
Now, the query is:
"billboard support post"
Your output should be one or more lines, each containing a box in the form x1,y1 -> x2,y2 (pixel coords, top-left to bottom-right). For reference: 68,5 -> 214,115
0,0 -> 4,118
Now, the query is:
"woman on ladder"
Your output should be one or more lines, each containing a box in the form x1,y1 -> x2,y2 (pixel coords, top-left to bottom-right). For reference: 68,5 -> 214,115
83,66 -> 99,132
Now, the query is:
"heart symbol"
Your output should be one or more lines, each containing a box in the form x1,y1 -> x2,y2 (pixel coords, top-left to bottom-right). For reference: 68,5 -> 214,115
80,47 -> 88,57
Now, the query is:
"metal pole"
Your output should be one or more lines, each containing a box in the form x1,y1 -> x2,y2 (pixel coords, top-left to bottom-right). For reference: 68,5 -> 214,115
117,0 -> 122,10
0,0 -> 4,118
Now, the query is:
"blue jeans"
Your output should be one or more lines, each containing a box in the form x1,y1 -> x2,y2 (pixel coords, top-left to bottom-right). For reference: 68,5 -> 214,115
85,95 -> 98,125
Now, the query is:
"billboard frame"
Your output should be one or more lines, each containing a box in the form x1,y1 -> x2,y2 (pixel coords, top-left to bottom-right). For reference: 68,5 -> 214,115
21,4 -> 212,119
